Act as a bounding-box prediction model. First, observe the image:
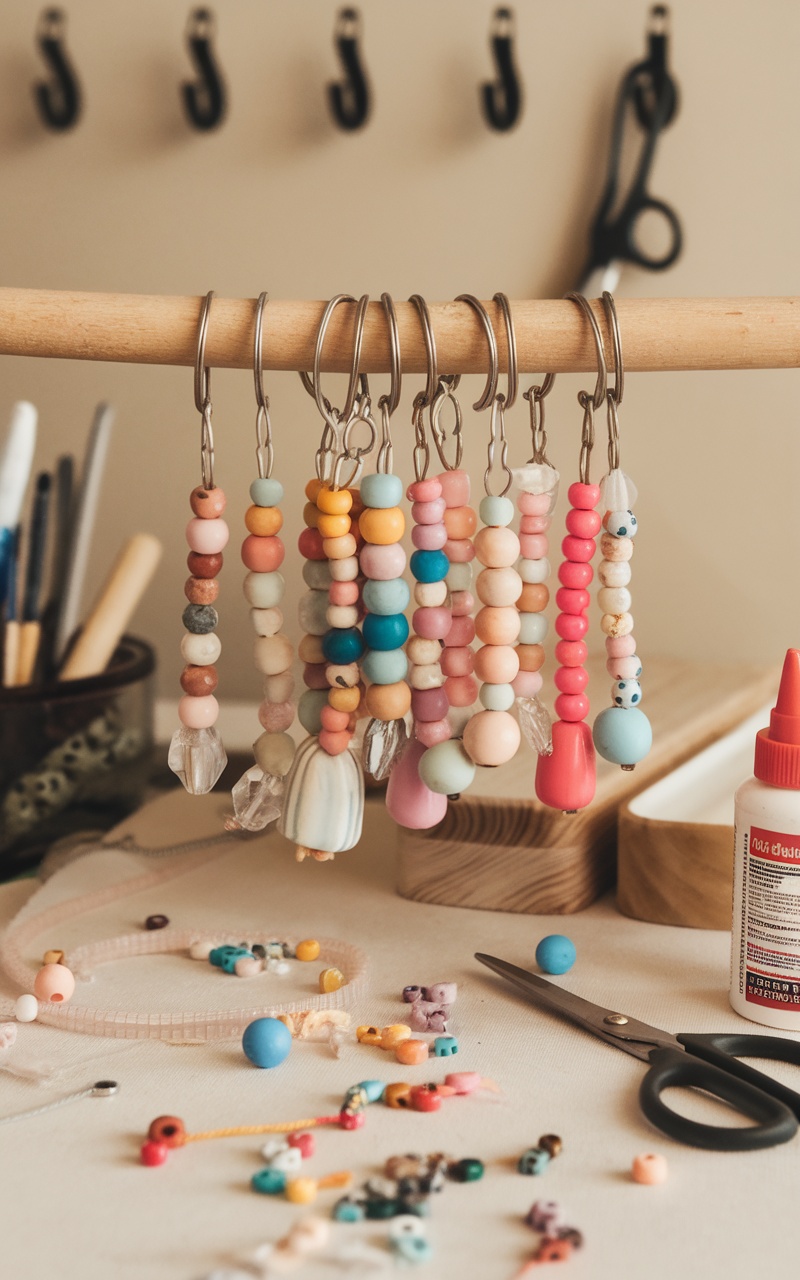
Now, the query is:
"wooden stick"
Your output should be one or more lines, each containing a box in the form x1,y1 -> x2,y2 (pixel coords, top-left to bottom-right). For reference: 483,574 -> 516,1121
0,289 -> 798,373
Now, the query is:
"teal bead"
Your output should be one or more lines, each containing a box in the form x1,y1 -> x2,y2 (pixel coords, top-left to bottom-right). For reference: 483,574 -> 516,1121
249,478 -> 284,507
302,559 -> 332,590
418,739 -> 477,796
479,682 -> 515,711
479,494 -> 515,527
357,1079 -> 388,1104
209,944 -> 252,973
361,473 -> 403,509
410,549 -> 449,583
593,705 -> 652,766
433,1035 -> 458,1057
518,1147 -> 551,1176
251,1167 -> 287,1194
362,647 -> 408,685
298,689 -> 329,735
366,1199 -> 400,1220
322,627 -> 365,664
362,613 -> 409,651
363,577 -> 410,616
518,612 -> 548,645
448,1157 -> 484,1182
333,1196 -> 365,1222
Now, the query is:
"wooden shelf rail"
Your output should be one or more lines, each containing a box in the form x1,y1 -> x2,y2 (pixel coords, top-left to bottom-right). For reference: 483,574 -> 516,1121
0,289 -> 798,374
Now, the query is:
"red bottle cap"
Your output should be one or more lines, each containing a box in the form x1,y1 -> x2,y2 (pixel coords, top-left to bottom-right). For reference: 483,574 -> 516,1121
754,649 -> 800,788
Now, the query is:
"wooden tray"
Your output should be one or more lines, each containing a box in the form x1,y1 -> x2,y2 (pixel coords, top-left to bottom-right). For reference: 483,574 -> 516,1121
395,657 -> 779,915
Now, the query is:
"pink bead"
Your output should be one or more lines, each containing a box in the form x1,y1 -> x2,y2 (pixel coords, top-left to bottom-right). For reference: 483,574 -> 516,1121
558,561 -> 593,589
413,606 -> 452,640
475,644 -> 519,683
359,543 -> 407,580
287,1132 -> 315,1158
186,517 -> 229,555
555,666 -> 589,694
463,709 -> 520,766
556,587 -> 590,615
438,469 -> 471,506
303,662 -> 329,690
445,538 -> 476,563
190,485 -> 226,518
411,687 -> 450,722
440,647 -> 475,677
607,655 -> 641,679
415,718 -> 452,747
474,526 -> 520,568
178,694 -> 219,728
632,1153 -> 669,1185
535,719 -> 596,811
319,729 -> 352,756
241,534 -> 285,573
555,613 -> 589,641
450,590 -> 474,616
257,699 -> 294,732
445,615 -> 476,647
566,508 -> 602,538
567,482 -> 601,510
519,514 -> 551,534
606,633 -> 637,657
320,705 -> 350,732
512,668 -> 543,697
516,491 -> 551,515
412,522 -> 447,550
412,498 -> 446,524
385,739 -> 448,830
555,640 -> 588,667
406,478 -> 442,502
519,533 -> 548,560
445,675 -> 479,707
33,962 -> 75,1003
561,535 -> 596,563
329,579 -> 359,606
555,693 -> 590,722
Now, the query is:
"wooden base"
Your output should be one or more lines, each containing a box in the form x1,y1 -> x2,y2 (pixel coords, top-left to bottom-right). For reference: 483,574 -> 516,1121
396,657 -> 778,916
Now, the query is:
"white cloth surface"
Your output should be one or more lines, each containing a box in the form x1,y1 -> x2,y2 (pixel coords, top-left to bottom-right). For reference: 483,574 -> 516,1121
1,789 -> 799,1280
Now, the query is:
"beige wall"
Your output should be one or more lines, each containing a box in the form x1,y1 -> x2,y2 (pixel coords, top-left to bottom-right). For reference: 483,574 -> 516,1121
2,1 -> 798,705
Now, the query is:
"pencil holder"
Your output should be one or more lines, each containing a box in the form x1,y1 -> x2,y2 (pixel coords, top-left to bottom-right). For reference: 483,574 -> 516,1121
0,635 -> 155,876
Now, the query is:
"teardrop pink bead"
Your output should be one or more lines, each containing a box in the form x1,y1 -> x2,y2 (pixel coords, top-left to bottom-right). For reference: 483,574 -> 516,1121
385,739 -> 448,830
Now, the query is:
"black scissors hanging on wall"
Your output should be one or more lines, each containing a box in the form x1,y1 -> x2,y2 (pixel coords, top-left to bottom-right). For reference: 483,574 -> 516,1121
579,5 -> 682,295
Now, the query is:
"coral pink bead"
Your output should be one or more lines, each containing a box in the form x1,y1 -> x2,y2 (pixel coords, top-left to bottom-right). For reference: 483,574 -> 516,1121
556,587 -> 590,615
413,606 -> 452,640
474,644 -> 519,683
445,675 -> 479,707
385,739 -> 448,830
555,613 -> 589,641
241,534 -> 285,572
463,709 -> 520,766
558,561 -> 593,589
407,478 -> 442,502
512,668 -> 543,697
555,666 -> 589,694
141,1140 -> 169,1167
555,692 -> 590,722
412,687 -> 450,721
320,704 -> 351,732
519,514 -> 551,534
412,522 -> 447,550
438,469 -> 471,505
359,543 -> 407,580
632,1153 -> 669,1185
566,508 -> 602,538
561,535 -> 596,563
186,517 -> 229,555
178,694 -> 219,728
445,615 -> 476,647
474,525 -> 520,568
412,498 -> 446,524
257,699 -> 294,732
441,647 -> 475,677
450,590 -> 475,616
329,579 -> 359,606
445,538 -> 476,563
190,485 -> 226,518
517,491 -> 552,515
319,729 -> 352,756
519,533 -> 548,560
555,639 -> 588,667
606,633 -> 637,657
298,527 -> 326,560
475,606 -> 520,646
415,718 -> 452,747
443,506 -> 477,539
33,962 -> 75,1003
567,482 -> 601,509
303,662 -> 329,690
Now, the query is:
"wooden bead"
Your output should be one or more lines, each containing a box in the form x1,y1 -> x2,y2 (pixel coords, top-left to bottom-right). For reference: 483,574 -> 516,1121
598,558 -> 632,587
245,504 -> 283,537
326,604 -> 359,629
328,686 -> 361,713
474,644 -> 519,683
302,501 -> 319,529
241,534 -> 285,573
558,561 -> 593,589
304,662 -> 328,689
329,555 -> 360,581
180,632 -> 221,665
257,699 -> 295,732
463,709 -> 520,766
298,527 -> 325,560
318,727 -> 353,755
601,611 -> 634,638
316,512 -> 350,540
518,582 -> 550,612
178,693 -> 219,728
323,533 -> 357,560
476,567 -> 523,607
516,643 -> 546,672
305,477 -> 324,503
298,634 -> 325,664
473,525 -> 520,568
264,670 -> 294,702
365,680 -> 412,720
184,576 -> 218,604
254,634 -> 294,675
409,663 -> 444,690
475,606 -> 521,646
415,717 -> 452,746
407,636 -> 442,666
320,704 -> 351,732
187,551 -> 222,579
186,517 -> 229,555
440,647 -> 475,677
359,506 -> 405,544
250,606 -> 283,636
180,664 -> 218,695
444,674 -> 479,706
190,485 -> 226,518
443,505 -> 477,539
414,580 -> 448,607
598,586 -> 632,614
316,485 -> 353,515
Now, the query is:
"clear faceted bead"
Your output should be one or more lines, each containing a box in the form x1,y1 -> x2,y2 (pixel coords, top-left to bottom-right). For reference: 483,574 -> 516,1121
230,764 -> 284,831
168,725 -> 227,794
517,696 -> 553,756
362,716 -> 408,781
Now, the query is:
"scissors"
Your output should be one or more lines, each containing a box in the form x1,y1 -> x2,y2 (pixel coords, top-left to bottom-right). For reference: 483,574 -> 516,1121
579,5 -> 682,295
475,953 -> 800,1152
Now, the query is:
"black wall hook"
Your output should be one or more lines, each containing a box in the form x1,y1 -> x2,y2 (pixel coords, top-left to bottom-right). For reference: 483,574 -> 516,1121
328,8 -> 370,131
34,8 -> 82,132
181,8 -> 226,131
482,7 -> 522,132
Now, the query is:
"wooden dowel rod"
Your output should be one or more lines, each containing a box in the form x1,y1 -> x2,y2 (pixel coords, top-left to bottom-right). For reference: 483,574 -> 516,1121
0,289 -> 798,374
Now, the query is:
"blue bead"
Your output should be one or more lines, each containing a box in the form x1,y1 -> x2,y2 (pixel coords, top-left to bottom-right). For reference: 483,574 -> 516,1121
362,648 -> 408,685
433,1035 -> 459,1057
249,478 -> 284,507
479,494 -> 515,527
363,577 -> 410,616
333,1196 -> 366,1222
322,627 -> 365,664
251,1166 -> 287,1194
356,1079 -> 388,1104
242,1016 -> 293,1068
535,934 -> 576,975
362,613 -> 409,651
410,549 -> 449,583
298,688 -> 328,735
361,473 -> 403,509
209,945 -> 252,973
593,705 -> 652,765
518,1147 -> 551,1176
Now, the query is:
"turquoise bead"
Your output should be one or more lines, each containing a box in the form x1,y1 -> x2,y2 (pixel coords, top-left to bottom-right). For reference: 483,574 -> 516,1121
298,689 -> 328,734
362,647 -> 408,685
361,473 -> 403,509
249,477 -> 284,507
410,549 -> 449,583
479,494 -> 515,527
593,705 -> 652,765
363,613 -> 409,651
333,1196 -> 365,1222
242,1016 -> 293,1068
357,1079 -> 388,1104
518,612 -> 548,645
363,577 -> 410,616
209,944 -> 252,973
535,934 -> 576,975
433,1035 -> 459,1057
322,627 -> 365,664
518,1147 -> 551,1176
418,739 -> 476,796
479,682 -> 515,711
251,1167 -> 287,1195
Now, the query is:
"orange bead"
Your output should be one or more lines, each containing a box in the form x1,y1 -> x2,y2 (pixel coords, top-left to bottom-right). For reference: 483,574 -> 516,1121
317,512 -> 351,539
329,686 -> 361,713
517,643 -> 546,671
474,644 -> 519,683
380,1024 -> 412,1049
384,1083 -> 413,1109
316,484 -> 353,515
303,502 -> 319,529
395,1039 -> 429,1065
475,606 -> 521,646
241,534 -> 285,573
320,704 -> 351,732
365,680 -> 412,721
358,507 -> 405,545
319,728 -> 353,755
245,504 -> 283,537
518,582 -> 550,612
443,505 -> 477,539
305,478 -> 324,503
148,1116 -> 186,1148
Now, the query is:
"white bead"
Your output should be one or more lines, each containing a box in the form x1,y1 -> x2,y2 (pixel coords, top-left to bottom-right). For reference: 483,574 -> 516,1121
607,654 -> 642,680
326,604 -> 359,629
254,634 -> 294,675
269,1147 -> 303,1173
414,580 -> 448,607
476,567 -> 522,607
14,994 -> 38,1022
330,555 -> 359,582
253,731 -> 296,776
599,534 -> 633,562
326,662 -> 360,688
518,556 -> 550,584
250,606 -> 284,637
601,611 -> 634,638
260,1137 -> 290,1160
289,1216 -> 330,1253
181,631 -> 221,665
518,612 -> 548,645
389,1215 -> 426,1241
598,586 -> 632,614
407,636 -> 442,666
446,562 -> 472,591
302,559 -> 332,590
263,671 -> 294,702
409,663 -> 444,690
189,939 -> 214,960
612,678 -> 642,708
244,571 -> 285,609
597,559 -> 631,588
604,509 -> 638,539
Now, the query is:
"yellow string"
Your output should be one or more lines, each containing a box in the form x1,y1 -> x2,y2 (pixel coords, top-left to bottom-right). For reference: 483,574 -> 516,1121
183,1114 -> 338,1143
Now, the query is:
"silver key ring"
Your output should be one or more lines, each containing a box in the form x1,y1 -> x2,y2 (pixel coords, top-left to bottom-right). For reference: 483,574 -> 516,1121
194,290 -> 215,490
252,291 -> 274,481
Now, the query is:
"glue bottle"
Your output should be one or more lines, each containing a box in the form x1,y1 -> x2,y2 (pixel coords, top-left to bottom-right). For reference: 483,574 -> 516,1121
730,648 -> 800,1029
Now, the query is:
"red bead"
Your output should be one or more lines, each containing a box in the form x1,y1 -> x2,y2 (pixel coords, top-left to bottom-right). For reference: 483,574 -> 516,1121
554,666 -> 589,694
565,508 -> 602,538
535,719 -> 596,811
298,527 -> 326,561
558,561 -> 593,589
410,1084 -> 444,1112
187,551 -> 222,579
339,1109 -> 366,1130
140,1140 -> 169,1167
555,692 -> 590,722
555,613 -> 589,641
561,535 -> 596,563
567,482 -> 601,509
555,588 -> 590,615
287,1131 -> 315,1158
555,640 -> 588,667
147,1115 -> 186,1148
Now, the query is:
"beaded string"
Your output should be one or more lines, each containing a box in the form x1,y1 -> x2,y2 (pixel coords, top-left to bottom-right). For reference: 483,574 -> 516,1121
168,291 -> 228,795
228,292 -> 296,831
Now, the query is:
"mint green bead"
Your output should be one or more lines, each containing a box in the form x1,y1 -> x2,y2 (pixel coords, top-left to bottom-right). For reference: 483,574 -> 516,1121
593,705 -> 652,766
250,478 -> 284,507
479,495 -> 515,527
418,739 -> 477,796
298,689 -> 329,735
518,612 -> 548,645
479,682 -> 515,711
362,647 -> 408,684
363,577 -> 410,616
446,562 -> 472,591
361,473 -> 403,509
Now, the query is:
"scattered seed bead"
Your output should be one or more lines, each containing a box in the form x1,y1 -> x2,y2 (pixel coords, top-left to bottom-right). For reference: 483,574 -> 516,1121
145,914 -> 169,931
632,1152 -> 668,1185
319,967 -> 344,993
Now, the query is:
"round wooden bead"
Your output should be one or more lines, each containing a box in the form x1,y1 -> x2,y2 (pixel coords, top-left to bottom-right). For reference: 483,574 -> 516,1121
298,634 -> 325,664
606,633 -> 637,658
303,501 -> 319,529
411,498 -> 446,526
411,687 -> 449,722
565,508 -> 602,538
362,649 -> 408,684
463,709 -> 520,766
473,525 -> 520,568
474,644 -> 519,683
33,962 -> 75,1003
316,512 -> 351,540
600,611 -> 634,638
329,555 -> 360,582
325,661 -> 360,688
412,606 -> 451,640
412,522 -> 447,550
250,477 -> 284,507
519,514 -> 551,534
518,557 -> 550,584
363,578 -> 410,616
450,590 -> 474,617
561,535 -> 596,563
180,664 -> 218,695
555,613 -> 589,642
323,533 -> 357,560
184,576 -> 218,605
607,655 -> 642,680
410,549 -> 449,583
322,628 -> 365,665
319,727 -> 353,756
244,572 -> 285,609
178,694 -> 219,728
241,534 -> 285,573
316,485 -> 353,515
445,615 -> 475,647
479,494 -> 515,527
407,636 -> 443,666
329,579 -> 360,607
555,639 -> 587,667
475,606 -> 521,646
409,663 -> 444,690
555,666 -> 589,694
360,543 -> 407,580
254,634 -> 294,675
190,486 -> 226,518
567,482 -> 601,509
445,537 -> 477,564
299,527 -> 326,562
558,561 -> 593,589
327,604 -> 360,630
415,718 -> 452,746
181,631 -> 221,665
187,551 -> 222,579
516,644 -> 545,672
479,681 -> 515,710
418,738 -> 477,794
186,517 -> 229,555
600,533 -> 633,562
264,670 -> 295,702
304,662 -> 328,689
517,583 -> 550,616
328,686 -> 361,713
598,559 -> 631,587
365,681 -> 412,720
258,699 -> 295,732
598,586 -> 632,614
361,473 -> 403,508
245,505 -> 283,537
251,606 -> 284,636
320,704 -> 351,732
182,604 -> 218,634
363,613 -> 409,651
476,567 -> 523,607
554,693 -> 590,722
305,477 -> 324,503
443,506 -> 477,539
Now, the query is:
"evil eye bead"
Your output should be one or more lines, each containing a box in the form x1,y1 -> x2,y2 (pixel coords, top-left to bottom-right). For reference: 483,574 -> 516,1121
612,678 -> 642,708
604,509 -> 638,539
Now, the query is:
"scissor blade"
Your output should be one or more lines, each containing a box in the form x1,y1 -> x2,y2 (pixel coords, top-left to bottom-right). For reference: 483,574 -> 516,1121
474,952 -> 680,1061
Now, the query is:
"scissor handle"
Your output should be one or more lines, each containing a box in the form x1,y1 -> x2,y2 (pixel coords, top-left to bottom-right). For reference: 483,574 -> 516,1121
618,195 -> 682,271
640,1044 -> 799,1151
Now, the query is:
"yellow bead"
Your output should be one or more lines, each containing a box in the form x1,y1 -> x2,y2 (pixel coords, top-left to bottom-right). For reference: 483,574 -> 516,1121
305,478 -> 324,503
295,938 -> 321,962
365,680 -> 412,721
317,512 -> 351,539
358,506 -> 405,545
298,634 -> 325,664
319,966 -> 344,993
384,1082 -> 413,1109
357,1024 -> 383,1045
303,501 -> 319,529
245,505 -> 283,537
285,1176 -> 318,1205
328,687 -> 360,713
316,484 -> 353,516
379,1024 -> 412,1050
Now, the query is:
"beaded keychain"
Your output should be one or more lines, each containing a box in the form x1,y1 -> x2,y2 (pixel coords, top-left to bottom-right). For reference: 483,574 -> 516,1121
592,292 -> 652,770
534,294 -> 607,813
228,292 -> 296,830
168,291 -> 229,794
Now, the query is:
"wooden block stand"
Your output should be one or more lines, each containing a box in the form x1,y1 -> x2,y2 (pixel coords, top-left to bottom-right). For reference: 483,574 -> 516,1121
395,657 -> 778,915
